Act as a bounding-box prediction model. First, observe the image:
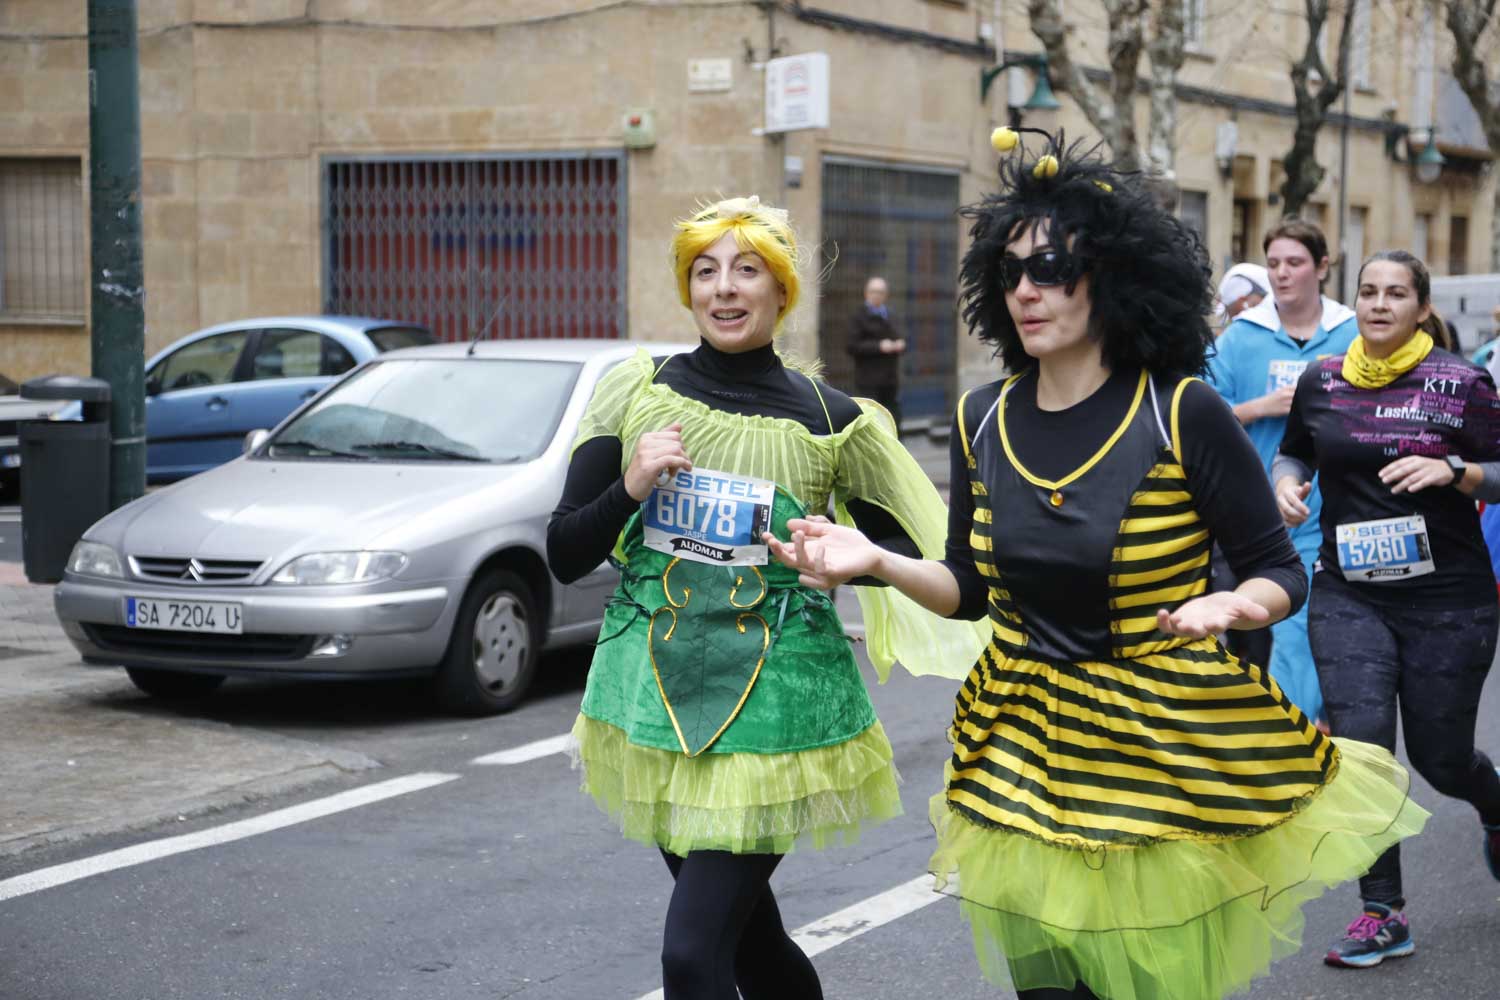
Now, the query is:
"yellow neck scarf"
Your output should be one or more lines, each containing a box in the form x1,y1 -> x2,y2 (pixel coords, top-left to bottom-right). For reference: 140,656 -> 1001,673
1342,330 -> 1434,389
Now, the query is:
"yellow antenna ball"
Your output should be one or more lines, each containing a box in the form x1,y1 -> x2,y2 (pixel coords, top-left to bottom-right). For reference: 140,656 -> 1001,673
990,127 -> 1020,152
1033,155 -> 1060,179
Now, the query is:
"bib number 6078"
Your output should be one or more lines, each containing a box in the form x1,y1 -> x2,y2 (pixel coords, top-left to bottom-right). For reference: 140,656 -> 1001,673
655,490 -> 739,537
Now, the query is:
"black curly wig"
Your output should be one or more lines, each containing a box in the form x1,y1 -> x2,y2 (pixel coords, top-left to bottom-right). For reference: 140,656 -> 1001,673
959,134 -> 1215,377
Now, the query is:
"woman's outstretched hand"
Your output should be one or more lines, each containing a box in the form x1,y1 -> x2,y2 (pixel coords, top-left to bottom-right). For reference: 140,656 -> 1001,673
763,516 -> 880,591
1156,592 -> 1271,639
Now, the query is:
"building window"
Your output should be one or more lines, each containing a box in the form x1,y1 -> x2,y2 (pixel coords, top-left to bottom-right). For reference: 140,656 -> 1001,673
1231,199 -> 1255,263
1178,190 -> 1209,246
1342,206 -> 1367,304
0,158 -> 86,321
1184,0 -> 1208,47
323,154 -> 626,341
1413,213 -> 1431,261
1415,6 -> 1435,131
1351,0 -> 1372,90
1449,215 -> 1469,275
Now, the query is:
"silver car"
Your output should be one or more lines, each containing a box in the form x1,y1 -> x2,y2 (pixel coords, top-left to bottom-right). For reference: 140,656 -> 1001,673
54,338 -> 691,715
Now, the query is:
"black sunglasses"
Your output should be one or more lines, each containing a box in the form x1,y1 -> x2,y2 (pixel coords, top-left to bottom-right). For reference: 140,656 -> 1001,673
999,250 -> 1087,291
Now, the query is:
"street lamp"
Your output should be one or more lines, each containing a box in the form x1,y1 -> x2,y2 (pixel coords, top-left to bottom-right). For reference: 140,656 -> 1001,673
1414,128 -> 1446,184
980,53 -> 1063,120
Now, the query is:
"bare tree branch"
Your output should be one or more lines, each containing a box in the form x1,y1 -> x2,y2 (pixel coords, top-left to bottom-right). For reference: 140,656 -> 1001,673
1027,0 -> 1181,174
1280,0 -> 1356,217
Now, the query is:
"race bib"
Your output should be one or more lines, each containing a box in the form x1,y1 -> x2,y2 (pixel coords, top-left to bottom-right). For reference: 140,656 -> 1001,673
1335,515 -> 1435,581
642,467 -> 774,566
1266,359 -> 1309,393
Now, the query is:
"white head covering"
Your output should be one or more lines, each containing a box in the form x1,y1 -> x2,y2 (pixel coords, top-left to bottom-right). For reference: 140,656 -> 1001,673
1214,263 -> 1271,319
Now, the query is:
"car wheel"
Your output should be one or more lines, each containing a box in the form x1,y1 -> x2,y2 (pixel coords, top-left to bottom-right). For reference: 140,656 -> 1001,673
125,667 -> 225,700
434,568 -> 538,716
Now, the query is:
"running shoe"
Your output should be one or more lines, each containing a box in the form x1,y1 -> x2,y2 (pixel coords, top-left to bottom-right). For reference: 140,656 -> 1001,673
1323,903 -> 1413,968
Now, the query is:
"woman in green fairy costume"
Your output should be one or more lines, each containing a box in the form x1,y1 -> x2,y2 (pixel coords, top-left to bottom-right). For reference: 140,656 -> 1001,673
547,196 -> 984,999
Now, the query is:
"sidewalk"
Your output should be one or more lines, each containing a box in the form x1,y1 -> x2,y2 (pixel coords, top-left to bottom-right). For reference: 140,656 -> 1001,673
0,565 -> 378,862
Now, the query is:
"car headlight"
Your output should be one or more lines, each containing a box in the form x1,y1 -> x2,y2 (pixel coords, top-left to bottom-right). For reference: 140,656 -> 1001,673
271,551 -> 407,585
68,540 -> 124,578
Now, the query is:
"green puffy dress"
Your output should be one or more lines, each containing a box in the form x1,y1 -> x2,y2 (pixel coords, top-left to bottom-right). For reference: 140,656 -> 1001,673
570,349 -> 986,857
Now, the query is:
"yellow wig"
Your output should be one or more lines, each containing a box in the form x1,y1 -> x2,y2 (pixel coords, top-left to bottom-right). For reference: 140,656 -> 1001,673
670,196 -> 802,328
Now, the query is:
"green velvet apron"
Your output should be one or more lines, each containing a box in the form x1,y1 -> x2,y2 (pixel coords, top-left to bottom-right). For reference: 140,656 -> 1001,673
579,489 -> 877,757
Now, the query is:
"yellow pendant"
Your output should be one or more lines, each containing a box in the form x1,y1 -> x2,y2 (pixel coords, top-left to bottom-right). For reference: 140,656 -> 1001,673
1049,490 -> 1064,508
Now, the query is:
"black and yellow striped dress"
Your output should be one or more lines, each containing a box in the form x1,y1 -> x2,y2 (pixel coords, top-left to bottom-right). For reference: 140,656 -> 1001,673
928,369 -> 1427,999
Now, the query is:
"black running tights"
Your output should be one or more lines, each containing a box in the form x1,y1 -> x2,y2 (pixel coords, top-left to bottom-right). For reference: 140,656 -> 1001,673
1307,571 -> 1500,907
659,849 -> 822,1000
1018,984 -> 1100,999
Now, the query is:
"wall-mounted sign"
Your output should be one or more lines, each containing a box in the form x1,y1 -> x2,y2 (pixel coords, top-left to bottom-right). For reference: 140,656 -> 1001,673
764,52 -> 829,133
688,58 -> 733,93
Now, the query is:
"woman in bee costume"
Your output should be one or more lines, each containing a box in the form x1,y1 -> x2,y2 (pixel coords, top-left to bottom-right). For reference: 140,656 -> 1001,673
765,133 -> 1428,999
547,195 -> 985,999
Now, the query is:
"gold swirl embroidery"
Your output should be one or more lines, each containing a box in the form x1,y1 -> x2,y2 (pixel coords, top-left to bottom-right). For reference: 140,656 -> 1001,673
728,565 -> 767,609
662,557 -> 692,608
647,566 -> 774,757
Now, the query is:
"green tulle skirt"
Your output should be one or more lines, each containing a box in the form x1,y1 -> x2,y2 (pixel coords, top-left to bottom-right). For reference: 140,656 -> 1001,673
928,737 -> 1428,999
571,713 -> 904,857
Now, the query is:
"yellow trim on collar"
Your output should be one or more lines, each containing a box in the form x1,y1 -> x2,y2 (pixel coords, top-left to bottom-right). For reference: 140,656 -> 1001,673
996,369 -> 1147,490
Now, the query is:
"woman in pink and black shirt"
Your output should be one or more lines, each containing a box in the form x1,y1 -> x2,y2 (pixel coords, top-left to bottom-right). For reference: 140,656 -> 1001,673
1274,249 -> 1500,970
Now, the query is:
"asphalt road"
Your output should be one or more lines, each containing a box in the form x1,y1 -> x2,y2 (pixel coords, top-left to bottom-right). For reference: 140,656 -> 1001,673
1,623 -> 1497,1000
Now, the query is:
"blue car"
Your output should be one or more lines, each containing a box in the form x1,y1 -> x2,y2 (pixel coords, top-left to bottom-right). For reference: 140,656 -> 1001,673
145,316 -> 433,483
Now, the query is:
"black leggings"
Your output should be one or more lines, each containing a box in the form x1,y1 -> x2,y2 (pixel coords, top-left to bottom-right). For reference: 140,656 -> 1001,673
1018,985 -> 1100,999
1307,571 -> 1500,907
659,849 -> 822,1000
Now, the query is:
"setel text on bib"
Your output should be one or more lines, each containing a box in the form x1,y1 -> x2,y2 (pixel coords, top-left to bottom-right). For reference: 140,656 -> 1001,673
1335,514 -> 1435,582
1266,359 -> 1309,394
642,467 -> 774,566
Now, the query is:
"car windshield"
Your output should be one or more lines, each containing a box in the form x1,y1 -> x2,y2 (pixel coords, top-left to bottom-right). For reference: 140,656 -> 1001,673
366,326 -> 436,352
265,358 -> 581,464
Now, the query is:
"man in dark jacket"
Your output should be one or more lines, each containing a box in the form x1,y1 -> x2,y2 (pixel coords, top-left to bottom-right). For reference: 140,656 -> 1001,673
846,276 -> 905,431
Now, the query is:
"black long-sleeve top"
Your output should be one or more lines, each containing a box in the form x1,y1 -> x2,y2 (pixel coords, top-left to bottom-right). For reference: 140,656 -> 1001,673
939,369 -> 1309,623
547,339 -> 919,583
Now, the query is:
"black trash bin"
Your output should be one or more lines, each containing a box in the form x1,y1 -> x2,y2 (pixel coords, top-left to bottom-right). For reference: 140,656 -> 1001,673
20,375 -> 112,584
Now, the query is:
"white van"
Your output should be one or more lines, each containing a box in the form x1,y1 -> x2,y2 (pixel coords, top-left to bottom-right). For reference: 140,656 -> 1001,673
1429,274 -> 1500,355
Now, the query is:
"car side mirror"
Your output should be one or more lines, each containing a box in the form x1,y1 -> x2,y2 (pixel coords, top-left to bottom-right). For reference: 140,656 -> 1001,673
145,376 -> 161,397
243,428 -> 271,455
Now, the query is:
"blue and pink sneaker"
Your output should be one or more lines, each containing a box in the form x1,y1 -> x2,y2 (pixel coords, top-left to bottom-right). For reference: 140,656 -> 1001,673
1324,903 -> 1413,968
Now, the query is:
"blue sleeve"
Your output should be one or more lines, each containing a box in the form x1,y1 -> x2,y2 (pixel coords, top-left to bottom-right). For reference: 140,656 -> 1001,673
1206,328 -> 1240,404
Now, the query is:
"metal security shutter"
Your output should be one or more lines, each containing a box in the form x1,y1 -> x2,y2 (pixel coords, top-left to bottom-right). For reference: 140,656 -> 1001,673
820,158 -> 960,423
323,152 -> 626,341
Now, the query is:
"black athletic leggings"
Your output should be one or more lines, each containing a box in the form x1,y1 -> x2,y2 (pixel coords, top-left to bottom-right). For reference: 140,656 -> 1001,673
1307,571 -> 1500,907
1017,985 -> 1100,999
659,849 -> 821,1000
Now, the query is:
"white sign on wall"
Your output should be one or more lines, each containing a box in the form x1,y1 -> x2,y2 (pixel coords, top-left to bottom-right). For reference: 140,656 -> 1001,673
688,58 -> 733,93
764,52 -> 829,133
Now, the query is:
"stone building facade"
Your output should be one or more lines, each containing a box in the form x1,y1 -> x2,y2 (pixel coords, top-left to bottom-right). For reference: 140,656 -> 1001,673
1,0 -> 1493,419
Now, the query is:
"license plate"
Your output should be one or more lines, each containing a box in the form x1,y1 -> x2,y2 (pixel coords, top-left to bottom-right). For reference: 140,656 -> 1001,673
125,597 -> 243,634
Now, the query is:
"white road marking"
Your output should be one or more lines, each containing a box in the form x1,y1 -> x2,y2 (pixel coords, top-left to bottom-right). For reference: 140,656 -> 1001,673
471,733 -> 571,766
0,772 -> 460,902
633,874 -> 944,999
